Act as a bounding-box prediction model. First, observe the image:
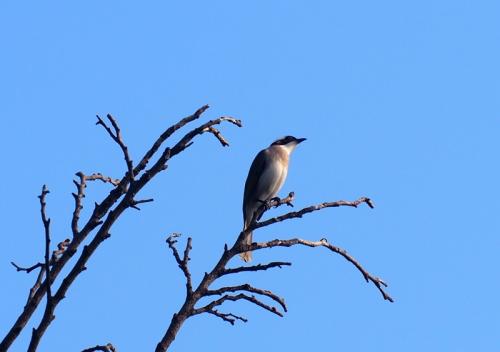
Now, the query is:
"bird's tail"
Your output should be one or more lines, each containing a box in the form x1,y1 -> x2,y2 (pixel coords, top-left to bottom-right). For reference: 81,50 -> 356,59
239,230 -> 253,262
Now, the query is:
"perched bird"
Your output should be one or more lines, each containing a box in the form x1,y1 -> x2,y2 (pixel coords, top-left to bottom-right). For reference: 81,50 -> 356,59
241,135 -> 306,262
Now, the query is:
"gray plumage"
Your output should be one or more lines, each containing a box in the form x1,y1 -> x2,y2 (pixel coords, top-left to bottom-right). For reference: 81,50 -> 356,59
241,136 -> 306,262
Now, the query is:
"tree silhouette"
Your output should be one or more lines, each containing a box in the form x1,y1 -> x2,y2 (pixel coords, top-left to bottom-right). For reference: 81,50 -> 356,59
1,106 -> 392,352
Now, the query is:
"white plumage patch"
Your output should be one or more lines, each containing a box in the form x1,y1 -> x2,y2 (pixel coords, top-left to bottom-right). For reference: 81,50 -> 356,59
256,156 -> 287,201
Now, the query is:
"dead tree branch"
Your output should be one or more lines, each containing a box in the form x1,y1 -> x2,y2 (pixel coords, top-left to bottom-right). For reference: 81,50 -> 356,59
10,237 -> 71,307
4,105 -> 389,352
2,106 -> 240,351
155,195 -> 390,352
27,186 -> 55,352
10,262 -> 43,274
205,310 -> 248,325
133,104 -> 209,176
194,293 -> 284,318
221,262 -> 292,276
250,238 -> 393,302
251,196 -> 374,231
166,234 -> 193,296
205,284 -> 287,312
81,343 -> 117,352
96,114 -> 134,181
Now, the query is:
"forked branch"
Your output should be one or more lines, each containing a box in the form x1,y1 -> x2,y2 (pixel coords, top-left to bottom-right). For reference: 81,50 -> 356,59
96,114 -> 134,181
2,106 -> 240,352
156,194 -> 391,352
166,234 -> 193,296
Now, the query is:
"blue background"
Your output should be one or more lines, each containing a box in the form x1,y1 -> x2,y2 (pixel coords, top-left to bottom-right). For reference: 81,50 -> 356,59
1,1 -> 499,351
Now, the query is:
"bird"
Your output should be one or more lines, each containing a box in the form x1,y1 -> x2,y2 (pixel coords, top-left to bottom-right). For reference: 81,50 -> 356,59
240,135 -> 306,262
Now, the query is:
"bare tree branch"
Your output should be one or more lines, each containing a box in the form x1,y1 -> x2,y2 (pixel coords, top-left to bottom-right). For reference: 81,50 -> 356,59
206,283 -> 287,312
168,116 -> 242,158
205,310 -> 248,325
249,238 -> 393,302
81,343 -> 117,352
84,173 -> 121,186
4,105 -> 389,352
71,173 -> 86,237
251,196 -> 374,231
11,237 -> 71,308
10,262 -> 43,274
133,104 -> 209,176
221,261 -> 292,276
156,194 -> 390,352
1,106 -> 241,351
129,198 -> 154,211
27,185 -> 55,352
96,114 -> 134,181
71,172 -> 119,237
166,234 -> 193,296
26,267 -> 46,305
194,293 -> 283,317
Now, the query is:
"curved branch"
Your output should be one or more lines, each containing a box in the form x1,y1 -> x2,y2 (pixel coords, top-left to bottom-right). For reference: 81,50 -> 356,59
251,238 -> 393,302
206,283 -> 287,312
251,197 -> 374,231
194,293 -> 283,318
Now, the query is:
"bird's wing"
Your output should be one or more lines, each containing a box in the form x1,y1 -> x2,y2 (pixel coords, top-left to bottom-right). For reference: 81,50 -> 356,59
243,149 -> 271,221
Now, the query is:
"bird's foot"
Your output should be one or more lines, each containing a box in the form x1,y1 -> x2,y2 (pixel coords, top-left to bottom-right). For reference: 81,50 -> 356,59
257,198 -> 279,210
269,196 -> 281,205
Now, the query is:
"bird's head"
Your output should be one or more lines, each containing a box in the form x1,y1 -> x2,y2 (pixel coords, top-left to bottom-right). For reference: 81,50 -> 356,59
270,135 -> 306,153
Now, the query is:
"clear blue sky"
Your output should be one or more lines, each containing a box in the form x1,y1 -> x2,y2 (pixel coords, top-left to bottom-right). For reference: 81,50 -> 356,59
1,1 -> 499,351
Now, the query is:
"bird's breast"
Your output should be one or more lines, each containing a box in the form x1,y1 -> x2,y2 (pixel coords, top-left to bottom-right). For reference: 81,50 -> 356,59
257,158 -> 288,200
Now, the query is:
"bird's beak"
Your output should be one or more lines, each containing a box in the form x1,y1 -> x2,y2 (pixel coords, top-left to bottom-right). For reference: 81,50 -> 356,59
296,137 -> 307,144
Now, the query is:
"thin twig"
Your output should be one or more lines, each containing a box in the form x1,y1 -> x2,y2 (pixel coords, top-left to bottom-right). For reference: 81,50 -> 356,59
203,126 -> 229,146
205,310 -> 248,325
130,198 -> 154,211
11,238 -> 70,277
96,114 -> 134,181
10,262 -> 43,274
84,173 -> 121,186
27,186 -> 55,351
39,185 -> 52,300
166,234 -> 193,296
